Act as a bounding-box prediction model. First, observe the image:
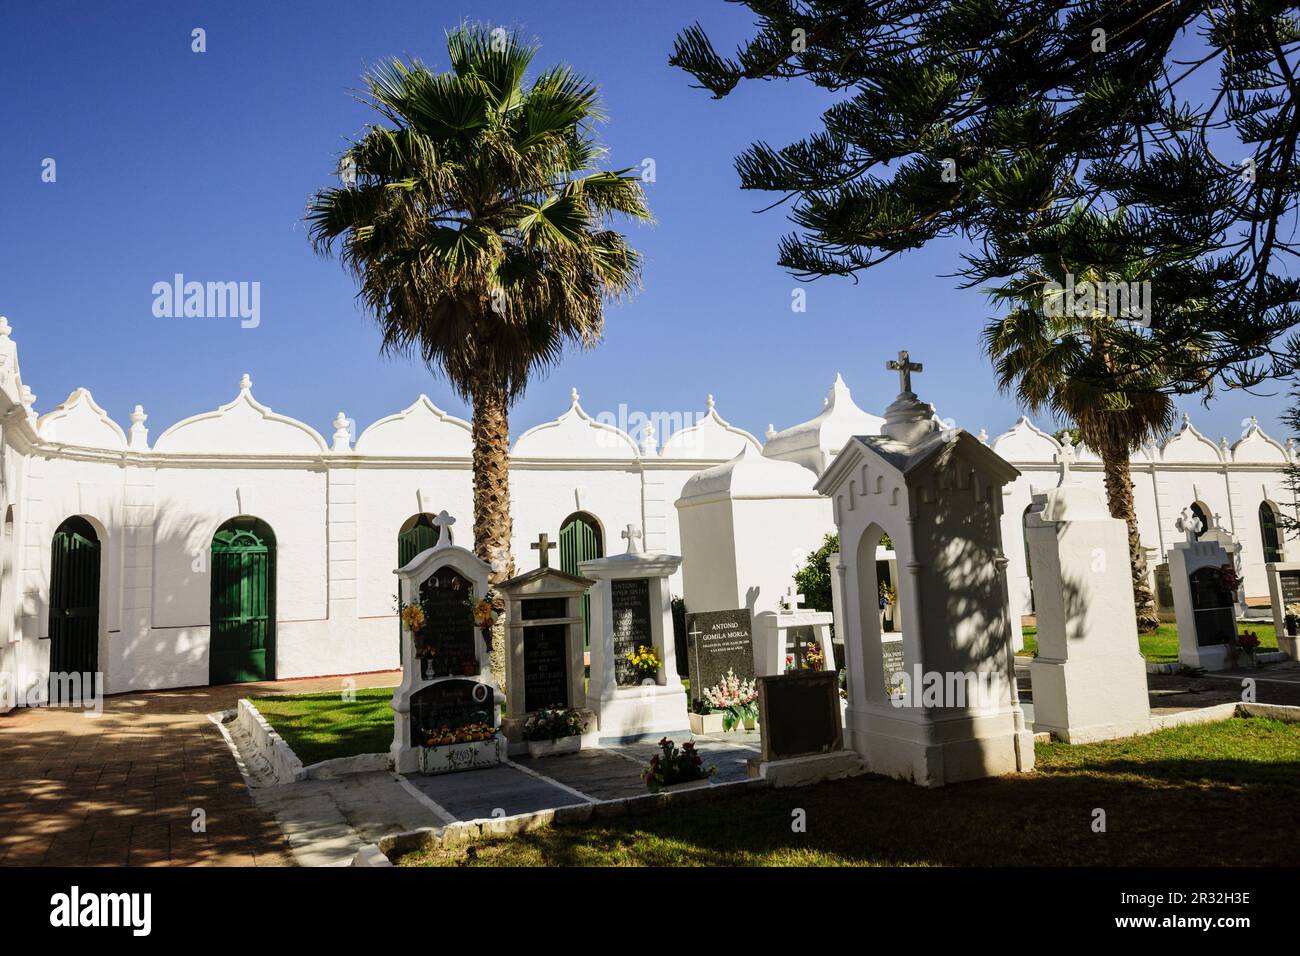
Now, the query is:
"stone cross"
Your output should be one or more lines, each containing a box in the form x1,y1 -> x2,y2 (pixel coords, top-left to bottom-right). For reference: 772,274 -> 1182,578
621,523 -> 643,554
531,532 -> 556,569
432,510 -> 455,545
886,350 -> 923,395
1176,507 -> 1203,544
1054,434 -> 1076,486
781,585 -> 805,613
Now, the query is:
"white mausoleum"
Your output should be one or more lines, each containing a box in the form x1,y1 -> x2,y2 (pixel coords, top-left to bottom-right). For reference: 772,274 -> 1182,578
0,318 -> 1292,701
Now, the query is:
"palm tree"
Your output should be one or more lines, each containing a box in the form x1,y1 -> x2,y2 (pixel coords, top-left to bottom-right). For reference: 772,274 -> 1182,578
307,25 -> 651,682
984,211 -> 1211,634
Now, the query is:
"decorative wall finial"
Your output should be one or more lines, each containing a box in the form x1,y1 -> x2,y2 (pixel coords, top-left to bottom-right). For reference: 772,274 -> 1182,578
240,373 -> 252,392
640,422 -> 657,456
332,412 -> 353,453
129,405 -> 149,451
569,387 -> 579,405
0,316 -> 10,339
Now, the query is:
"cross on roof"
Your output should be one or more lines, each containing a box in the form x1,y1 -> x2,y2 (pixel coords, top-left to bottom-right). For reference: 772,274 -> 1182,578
531,532 -> 556,569
886,350 -> 923,395
621,523 -> 642,554
432,511 -> 455,535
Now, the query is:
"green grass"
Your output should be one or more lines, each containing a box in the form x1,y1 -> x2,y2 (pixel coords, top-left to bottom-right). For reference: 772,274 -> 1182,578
394,717 -> 1300,867
251,687 -> 396,766
1019,622 -> 1276,662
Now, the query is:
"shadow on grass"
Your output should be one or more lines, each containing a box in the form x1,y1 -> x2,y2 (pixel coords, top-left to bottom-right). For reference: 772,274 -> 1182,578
403,718 -> 1300,868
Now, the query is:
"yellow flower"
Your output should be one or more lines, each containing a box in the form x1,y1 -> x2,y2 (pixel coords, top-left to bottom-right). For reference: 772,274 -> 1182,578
401,605 -> 426,632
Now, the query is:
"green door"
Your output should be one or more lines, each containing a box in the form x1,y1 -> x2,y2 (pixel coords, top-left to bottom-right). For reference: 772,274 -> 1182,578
210,518 -> 276,685
559,513 -> 603,647
49,517 -> 100,702
398,514 -> 441,651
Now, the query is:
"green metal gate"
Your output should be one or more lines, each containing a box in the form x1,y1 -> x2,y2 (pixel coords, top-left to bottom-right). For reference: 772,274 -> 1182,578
559,512 -> 603,646
48,517 -> 101,702
398,514 -> 441,651
210,518 -> 276,685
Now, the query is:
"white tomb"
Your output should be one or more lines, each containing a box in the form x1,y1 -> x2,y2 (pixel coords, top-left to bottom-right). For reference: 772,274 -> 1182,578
1168,508 -> 1238,671
753,586 -> 836,676
581,524 -> 690,743
497,532 -> 598,753
1025,442 -> 1150,742
1265,561 -> 1300,660
815,351 -> 1034,786
390,512 -> 503,774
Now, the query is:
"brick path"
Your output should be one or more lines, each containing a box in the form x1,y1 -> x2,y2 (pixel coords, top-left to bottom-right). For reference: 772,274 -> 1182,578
0,672 -> 398,867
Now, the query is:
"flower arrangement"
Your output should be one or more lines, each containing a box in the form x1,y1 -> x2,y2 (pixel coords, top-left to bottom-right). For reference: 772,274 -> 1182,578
1285,603 -> 1300,635
626,645 -> 661,680
522,707 -> 587,743
1215,563 -> 1242,592
878,581 -> 897,607
1236,630 -> 1261,658
400,604 -> 426,633
803,640 -> 825,672
473,598 -> 495,629
423,722 -> 496,747
702,669 -> 758,731
641,737 -> 715,791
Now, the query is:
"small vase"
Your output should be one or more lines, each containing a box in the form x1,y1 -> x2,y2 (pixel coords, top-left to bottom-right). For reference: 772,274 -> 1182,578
743,716 -> 756,732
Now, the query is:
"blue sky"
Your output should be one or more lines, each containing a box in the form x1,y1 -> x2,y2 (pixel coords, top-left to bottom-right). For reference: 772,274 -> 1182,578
1,0 -> 1290,449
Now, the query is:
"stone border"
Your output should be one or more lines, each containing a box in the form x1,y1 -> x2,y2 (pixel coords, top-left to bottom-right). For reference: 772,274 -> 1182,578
237,699 -> 306,784
376,777 -> 770,862
237,697 -> 393,784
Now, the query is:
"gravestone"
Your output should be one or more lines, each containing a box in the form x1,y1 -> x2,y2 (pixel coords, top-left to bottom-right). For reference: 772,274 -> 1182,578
1153,563 -> 1175,622
1265,561 -> 1300,660
581,529 -> 690,743
1024,465 -> 1150,742
390,513 -> 502,774
685,608 -> 755,703
611,577 -> 653,687
499,536 -> 596,752
746,671 -> 861,787
1168,508 -> 1236,671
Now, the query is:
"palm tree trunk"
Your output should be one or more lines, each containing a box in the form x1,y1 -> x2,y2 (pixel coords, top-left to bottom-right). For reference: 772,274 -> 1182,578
1098,442 -> 1160,633
470,373 -> 515,688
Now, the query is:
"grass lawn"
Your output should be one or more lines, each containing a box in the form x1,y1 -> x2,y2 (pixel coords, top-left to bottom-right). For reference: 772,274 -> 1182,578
251,687 -> 396,766
1019,622 -> 1277,663
394,717 -> 1300,867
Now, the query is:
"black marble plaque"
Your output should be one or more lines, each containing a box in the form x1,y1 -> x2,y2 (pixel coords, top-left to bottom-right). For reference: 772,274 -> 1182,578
523,623 -> 569,712
686,609 -> 754,702
1189,566 -> 1235,647
416,566 -> 478,679
521,596 -> 568,621
612,578 -> 653,686
409,678 -> 494,746
757,671 -> 842,762
1278,570 -> 1300,608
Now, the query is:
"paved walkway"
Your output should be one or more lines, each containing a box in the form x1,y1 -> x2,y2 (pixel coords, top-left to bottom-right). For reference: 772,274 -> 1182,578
0,671 -> 397,866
